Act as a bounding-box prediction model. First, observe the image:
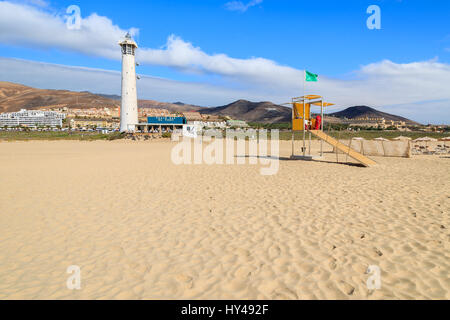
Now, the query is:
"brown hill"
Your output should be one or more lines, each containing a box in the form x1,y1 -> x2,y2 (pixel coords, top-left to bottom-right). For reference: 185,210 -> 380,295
94,93 -> 205,113
0,82 -> 204,114
0,82 -> 286,122
202,100 -> 291,123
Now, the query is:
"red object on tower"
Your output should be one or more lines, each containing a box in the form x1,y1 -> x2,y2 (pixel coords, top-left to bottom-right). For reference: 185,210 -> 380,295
315,115 -> 322,130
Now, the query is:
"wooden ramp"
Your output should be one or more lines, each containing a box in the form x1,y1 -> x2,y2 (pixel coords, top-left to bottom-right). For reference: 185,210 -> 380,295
310,130 -> 377,167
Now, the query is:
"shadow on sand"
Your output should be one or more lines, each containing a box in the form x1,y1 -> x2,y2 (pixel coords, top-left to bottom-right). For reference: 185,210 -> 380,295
235,155 -> 365,168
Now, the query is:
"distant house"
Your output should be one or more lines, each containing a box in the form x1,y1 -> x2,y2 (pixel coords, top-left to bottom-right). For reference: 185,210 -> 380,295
64,107 -> 120,119
346,117 -> 407,130
201,115 -> 226,129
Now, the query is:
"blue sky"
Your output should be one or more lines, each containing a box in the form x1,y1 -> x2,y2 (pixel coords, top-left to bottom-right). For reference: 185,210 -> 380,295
0,0 -> 449,123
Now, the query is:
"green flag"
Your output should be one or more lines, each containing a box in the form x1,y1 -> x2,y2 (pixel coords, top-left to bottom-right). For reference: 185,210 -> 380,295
305,70 -> 318,82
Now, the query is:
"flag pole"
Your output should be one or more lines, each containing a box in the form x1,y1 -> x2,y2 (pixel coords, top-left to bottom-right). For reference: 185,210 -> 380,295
303,70 -> 306,156
291,97 -> 294,158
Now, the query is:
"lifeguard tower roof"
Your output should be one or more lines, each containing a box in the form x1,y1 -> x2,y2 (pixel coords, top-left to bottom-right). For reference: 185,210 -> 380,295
291,95 -> 335,107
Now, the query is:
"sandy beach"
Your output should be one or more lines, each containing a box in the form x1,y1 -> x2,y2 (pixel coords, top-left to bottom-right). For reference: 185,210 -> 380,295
0,139 -> 449,300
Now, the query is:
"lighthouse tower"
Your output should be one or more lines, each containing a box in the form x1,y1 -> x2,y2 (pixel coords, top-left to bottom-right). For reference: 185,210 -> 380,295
119,33 -> 138,133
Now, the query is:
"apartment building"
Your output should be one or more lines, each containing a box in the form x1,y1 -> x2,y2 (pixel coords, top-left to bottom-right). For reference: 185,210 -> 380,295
0,109 -> 65,127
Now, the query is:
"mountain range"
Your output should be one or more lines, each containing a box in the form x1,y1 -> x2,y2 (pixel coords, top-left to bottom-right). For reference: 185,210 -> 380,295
0,81 -> 418,124
0,82 -> 118,111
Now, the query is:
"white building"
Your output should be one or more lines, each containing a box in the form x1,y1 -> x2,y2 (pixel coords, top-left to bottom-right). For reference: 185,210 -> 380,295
0,109 -> 65,127
119,33 -> 139,133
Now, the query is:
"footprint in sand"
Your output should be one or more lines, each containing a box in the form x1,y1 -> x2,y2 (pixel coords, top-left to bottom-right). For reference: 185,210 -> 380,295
286,271 -> 300,282
373,247 -> 383,257
110,245 -> 126,259
352,263 -> 368,274
236,248 -> 251,257
224,279 -> 247,292
125,261 -> 150,280
402,244 -> 413,253
297,262 -> 315,274
273,287 -> 298,300
328,258 -> 337,270
268,245 -> 281,260
234,266 -> 253,279
175,274 -> 194,289
257,280 -> 280,298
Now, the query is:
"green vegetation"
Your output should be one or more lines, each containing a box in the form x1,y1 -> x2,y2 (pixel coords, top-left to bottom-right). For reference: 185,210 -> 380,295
1,129 -> 447,142
325,123 -> 351,131
0,131 -> 125,141
249,122 -> 356,131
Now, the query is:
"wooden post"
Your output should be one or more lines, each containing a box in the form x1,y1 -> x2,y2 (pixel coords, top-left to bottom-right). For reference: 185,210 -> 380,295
321,100 -> 324,157
346,138 -> 353,163
303,98 -> 306,156
336,129 -> 341,163
308,131 -> 311,155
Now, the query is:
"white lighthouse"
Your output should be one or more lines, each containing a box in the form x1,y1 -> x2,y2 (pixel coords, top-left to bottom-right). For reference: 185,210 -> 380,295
119,33 -> 139,133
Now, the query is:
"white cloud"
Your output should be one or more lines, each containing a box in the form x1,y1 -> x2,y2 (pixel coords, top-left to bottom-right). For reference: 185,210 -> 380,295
314,59 -> 450,108
378,100 -> 450,125
0,1 -> 128,59
1,57 -> 449,124
225,0 -> 263,13
137,35 -> 301,87
0,1 -> 297,86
